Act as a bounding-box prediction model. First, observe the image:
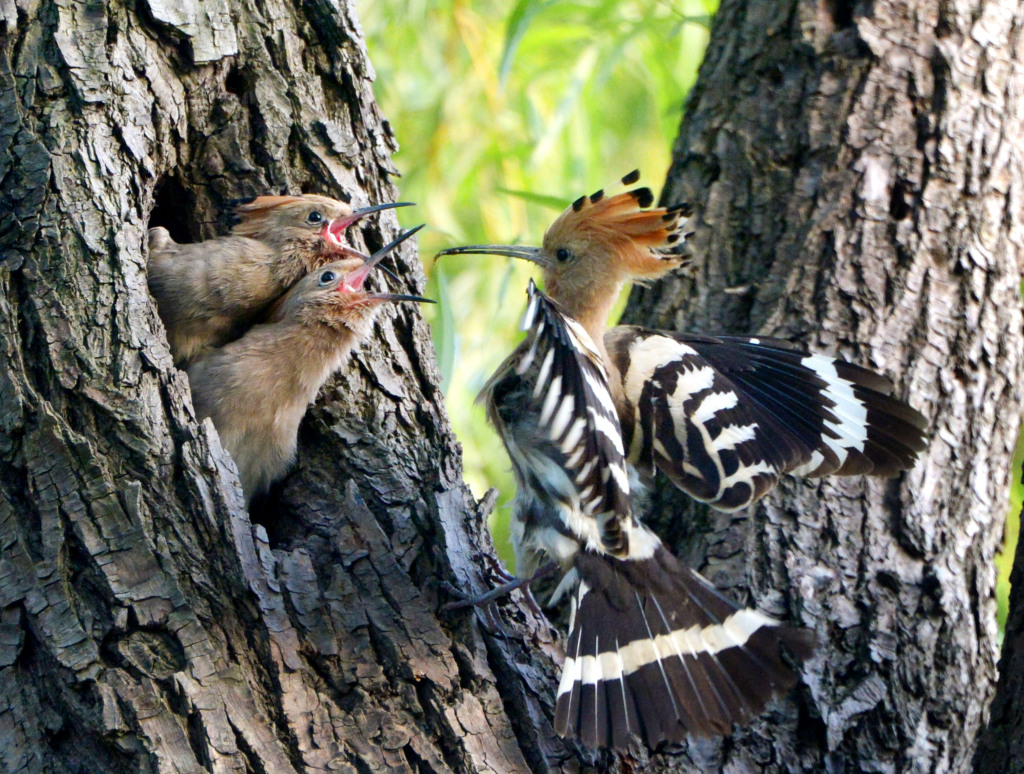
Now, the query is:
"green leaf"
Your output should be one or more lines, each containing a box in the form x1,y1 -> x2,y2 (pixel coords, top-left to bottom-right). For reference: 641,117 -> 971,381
495,186 -> 567,210
499,0 -> 553,87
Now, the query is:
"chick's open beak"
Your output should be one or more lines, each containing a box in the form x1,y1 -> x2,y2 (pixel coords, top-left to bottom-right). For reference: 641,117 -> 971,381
342,224 -> 425,292
367,293 -> 435,305
321,222 -> 355,251
330,201 -> 414,236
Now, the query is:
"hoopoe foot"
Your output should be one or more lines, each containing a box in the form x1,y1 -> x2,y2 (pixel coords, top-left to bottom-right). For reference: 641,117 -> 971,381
483,554 -> 517,586
441,561 -> 559,615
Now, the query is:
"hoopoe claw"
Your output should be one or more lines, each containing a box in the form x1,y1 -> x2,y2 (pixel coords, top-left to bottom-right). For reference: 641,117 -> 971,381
441,560 -> 558,615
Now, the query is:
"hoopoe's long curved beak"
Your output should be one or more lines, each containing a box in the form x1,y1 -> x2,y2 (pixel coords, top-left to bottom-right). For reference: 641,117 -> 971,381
434,244 -> 549,268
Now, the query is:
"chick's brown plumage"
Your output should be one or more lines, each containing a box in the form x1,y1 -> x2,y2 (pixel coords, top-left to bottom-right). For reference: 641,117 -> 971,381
148,194 -> 404,366
185,228 -> 425,504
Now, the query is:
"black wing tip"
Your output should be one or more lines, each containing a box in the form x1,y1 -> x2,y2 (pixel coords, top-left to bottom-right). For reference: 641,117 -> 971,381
621,169 -> 641,185
774,623 -> 817,668
863,391 -> 929,433
663,332 -> 929,478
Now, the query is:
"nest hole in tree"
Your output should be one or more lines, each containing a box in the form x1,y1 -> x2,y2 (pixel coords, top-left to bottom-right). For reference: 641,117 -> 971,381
224,64 -> 247,98
149,176 -> 199,244
823,0 -> 855,29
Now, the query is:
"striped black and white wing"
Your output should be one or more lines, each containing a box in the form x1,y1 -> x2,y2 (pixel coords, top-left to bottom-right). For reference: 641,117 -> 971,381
483,279 -> 632,556
483,288 -> 815,750
606,326 -> 928,511
555,537 -> 814,750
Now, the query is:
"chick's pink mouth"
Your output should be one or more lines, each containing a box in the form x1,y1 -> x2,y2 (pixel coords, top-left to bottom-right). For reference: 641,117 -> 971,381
339,265 -> 371,293
322,222 -> 348,249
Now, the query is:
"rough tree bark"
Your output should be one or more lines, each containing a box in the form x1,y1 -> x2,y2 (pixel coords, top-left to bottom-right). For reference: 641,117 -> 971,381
623,1 -> 1024,772
0,2 -> 589,772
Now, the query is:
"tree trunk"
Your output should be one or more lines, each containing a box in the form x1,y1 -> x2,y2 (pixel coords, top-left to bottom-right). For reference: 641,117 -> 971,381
623,1 -> 1024,771
0,2 -> 584,772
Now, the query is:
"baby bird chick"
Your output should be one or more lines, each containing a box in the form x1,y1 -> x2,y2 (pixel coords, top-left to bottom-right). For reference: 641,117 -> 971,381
187,225 -> 427,503
148,194 -> 410,366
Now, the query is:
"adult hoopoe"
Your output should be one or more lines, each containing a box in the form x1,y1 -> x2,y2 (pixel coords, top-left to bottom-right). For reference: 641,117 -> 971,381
187,226 -> 428,504
478,279 -> 813,750
438,171 -> 927,749
438,171 -> 927,514
148,194 -> 411,366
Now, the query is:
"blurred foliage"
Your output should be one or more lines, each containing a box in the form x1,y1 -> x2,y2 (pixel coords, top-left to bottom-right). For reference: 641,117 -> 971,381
358,0 -> 715,566
997,412 -> 1024,635
357,0 -> 1023,635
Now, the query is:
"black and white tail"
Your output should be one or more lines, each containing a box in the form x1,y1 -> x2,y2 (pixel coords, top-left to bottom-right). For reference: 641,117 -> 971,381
555,540 -> 814,750
607,327 -> 928,512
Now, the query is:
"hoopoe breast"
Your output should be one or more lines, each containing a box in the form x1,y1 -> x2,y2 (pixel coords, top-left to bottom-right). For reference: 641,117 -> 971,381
483,281 -> 637,565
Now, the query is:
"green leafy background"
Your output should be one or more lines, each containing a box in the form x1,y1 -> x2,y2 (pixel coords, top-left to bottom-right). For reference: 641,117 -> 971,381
355,0 -> 1022,630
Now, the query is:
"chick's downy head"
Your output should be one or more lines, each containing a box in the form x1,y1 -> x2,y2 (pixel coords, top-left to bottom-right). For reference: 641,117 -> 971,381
269,225 -> 431,336
230,194 -> 411,268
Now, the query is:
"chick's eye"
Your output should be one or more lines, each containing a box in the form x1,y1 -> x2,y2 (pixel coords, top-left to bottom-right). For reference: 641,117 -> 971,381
318,270 -> 336,285
307,211 -> 324,224
555,247 -> 573,263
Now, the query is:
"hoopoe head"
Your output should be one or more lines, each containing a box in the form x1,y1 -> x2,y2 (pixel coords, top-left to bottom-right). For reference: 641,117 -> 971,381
541,171 -> 692,287
268,225 -> 431,335
230,194 -> 412,269
436,171 -> 691,332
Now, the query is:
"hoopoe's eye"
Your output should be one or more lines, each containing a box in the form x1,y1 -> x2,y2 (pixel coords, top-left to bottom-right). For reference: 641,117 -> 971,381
307,211 -> 324,225
555,247 -> 573,263
318,270 -> 336,285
